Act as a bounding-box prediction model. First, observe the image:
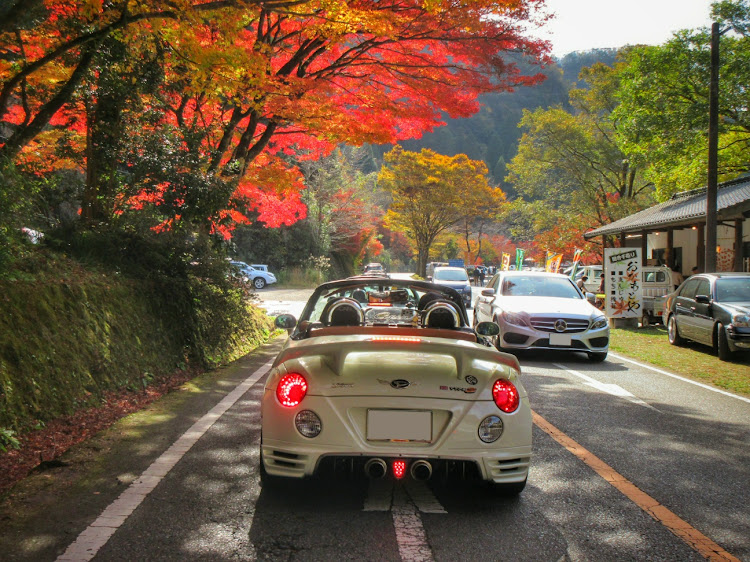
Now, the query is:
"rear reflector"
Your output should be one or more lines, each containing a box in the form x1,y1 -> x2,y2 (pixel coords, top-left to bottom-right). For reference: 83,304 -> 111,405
393,460 -> 407,479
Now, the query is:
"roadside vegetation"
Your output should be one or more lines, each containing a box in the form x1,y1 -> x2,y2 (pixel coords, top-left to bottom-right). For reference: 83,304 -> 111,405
610,326 -> 750,396
0,231 -> 274,454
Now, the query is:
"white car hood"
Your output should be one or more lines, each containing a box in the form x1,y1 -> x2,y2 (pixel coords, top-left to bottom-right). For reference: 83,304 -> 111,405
499,296 -> 596,317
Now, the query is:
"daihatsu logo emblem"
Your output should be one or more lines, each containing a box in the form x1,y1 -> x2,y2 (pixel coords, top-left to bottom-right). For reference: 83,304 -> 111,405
390,379 -> 410,389
554,319 -> 568,332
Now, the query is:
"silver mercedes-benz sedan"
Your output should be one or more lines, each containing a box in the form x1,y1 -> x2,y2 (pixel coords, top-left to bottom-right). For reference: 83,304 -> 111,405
474,270 -> 609,362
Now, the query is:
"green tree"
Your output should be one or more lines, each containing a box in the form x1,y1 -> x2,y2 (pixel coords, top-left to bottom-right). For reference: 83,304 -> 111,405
614,0 -> 750,199
506,61 -> 654,238
442,238 -> 461,260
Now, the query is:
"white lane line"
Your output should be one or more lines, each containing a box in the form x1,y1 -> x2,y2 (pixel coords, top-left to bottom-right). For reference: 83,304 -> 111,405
553,363 -> 656,410
610,352 -> 750,404
392,485 -> 434,562
57,359 -> 274,562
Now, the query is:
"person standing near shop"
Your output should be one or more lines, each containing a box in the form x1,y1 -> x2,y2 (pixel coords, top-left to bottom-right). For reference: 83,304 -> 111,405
672,266 -> 684,290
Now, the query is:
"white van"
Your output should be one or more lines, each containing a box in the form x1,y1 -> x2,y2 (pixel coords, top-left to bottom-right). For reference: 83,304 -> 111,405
572,265 -> 603,293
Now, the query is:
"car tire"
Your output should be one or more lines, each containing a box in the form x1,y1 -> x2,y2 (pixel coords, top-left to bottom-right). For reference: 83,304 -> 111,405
667,315 -> 683,346
253,277 -> 267,289
588,351 -> 607,362
717,323 -> 731,361
489,477 -> 527,497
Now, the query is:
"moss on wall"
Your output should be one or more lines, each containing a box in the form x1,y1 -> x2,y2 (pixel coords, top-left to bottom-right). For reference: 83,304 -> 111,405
0,268 -> 273,432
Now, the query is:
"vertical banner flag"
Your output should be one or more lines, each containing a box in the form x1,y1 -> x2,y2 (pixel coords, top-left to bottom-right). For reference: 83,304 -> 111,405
604,248 -> 642,319
501,253 -> 510,271
515,248 -> 525,271
545,251 -> 563,273
570,248 -> 583,279
551,253 -> 563,273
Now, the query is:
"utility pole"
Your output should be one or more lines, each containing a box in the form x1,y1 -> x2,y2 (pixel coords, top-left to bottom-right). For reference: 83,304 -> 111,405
706,22 -> 720,273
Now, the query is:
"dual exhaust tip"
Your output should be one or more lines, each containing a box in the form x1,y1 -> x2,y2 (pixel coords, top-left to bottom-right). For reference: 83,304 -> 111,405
364,458 -> 432,481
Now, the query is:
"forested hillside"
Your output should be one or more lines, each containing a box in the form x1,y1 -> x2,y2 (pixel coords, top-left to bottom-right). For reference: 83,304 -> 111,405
390,50 -> 618,192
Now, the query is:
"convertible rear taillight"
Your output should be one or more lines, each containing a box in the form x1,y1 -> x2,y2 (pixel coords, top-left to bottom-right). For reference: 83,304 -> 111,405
492,379 -> 520,413
276,373 -> 307,407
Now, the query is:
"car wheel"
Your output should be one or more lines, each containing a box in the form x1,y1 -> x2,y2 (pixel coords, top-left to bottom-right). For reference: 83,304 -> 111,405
588,351 -> 607,362
253,277 -> 267,289
717,323 -> 731,361
667,315 -> 683,346
489,477 -> 527,497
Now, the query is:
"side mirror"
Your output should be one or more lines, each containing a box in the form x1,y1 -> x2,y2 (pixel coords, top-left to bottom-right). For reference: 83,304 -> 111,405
695,295 -> 711,304
475,321 -> 500,337
585,292 -> 596,305
481,288 -> 495,297
275,314 -> 297,330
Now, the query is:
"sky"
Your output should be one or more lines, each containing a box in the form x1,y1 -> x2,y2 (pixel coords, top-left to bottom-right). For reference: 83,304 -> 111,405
538,0 -> 717,57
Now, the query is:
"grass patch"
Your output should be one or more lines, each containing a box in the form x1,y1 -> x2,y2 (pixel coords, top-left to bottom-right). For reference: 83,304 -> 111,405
610,325 -> 750,396
275,265 -> 328,288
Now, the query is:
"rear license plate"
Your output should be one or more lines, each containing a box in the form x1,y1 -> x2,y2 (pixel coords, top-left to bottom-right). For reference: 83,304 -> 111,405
549,333 -> 572,346
367,410 -> 432,442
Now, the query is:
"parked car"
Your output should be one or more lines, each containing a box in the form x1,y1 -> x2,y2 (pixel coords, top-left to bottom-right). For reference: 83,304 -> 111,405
229,260 -> 277,289
428,266 -> 473,308
262,278 -> 531,494
474,270 -> 610,361
664,272 -> 750,360
363,262 -> 385,275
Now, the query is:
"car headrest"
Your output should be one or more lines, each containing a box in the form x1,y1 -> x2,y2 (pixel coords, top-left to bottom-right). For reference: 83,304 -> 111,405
322,298 -> 364,327
421,300 -> 459,329
351,289 -> 368,303
417,292 -> 443,311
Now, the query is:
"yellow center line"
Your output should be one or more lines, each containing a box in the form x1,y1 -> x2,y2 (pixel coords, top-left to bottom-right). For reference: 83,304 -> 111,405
532,410 -> 739,562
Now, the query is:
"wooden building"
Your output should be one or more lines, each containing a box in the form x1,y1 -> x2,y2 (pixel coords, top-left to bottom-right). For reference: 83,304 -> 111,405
584,177 -> 750,274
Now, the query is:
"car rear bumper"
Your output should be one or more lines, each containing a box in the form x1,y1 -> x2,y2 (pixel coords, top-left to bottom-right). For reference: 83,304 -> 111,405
261,393 -> 532,483
261,442 -> 531,484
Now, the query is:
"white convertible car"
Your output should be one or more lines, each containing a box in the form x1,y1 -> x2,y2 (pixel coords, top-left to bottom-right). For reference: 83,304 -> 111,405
260,277 -> 532,494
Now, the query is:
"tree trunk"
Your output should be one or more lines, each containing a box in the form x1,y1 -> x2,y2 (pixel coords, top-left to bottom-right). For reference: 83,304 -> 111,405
82,39 -> 126,223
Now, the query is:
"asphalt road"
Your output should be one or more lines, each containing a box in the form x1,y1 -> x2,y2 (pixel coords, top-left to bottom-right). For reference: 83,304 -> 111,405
2,283 -> 749,561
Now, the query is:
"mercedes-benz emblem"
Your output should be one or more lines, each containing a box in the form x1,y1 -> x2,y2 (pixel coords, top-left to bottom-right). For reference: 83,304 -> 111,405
465,375 -> 478,385
554,319 -> 568,332
390,379 -> 410,389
